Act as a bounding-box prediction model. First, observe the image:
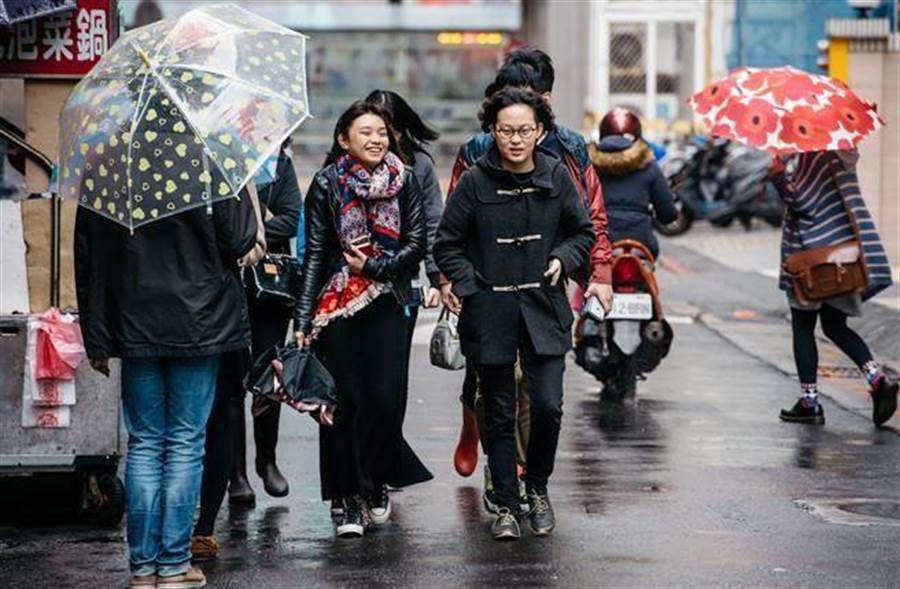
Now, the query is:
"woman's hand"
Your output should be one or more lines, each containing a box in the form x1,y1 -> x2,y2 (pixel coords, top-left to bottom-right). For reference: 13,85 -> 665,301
440,282 -> 461,314
343,245 -> 368,274
424,287 -> 441,309
238,241 -> 266,267
294,331 -> 306,348
544,257 -> 563,286
768,155 -> 785,177
585,281 -> 614,312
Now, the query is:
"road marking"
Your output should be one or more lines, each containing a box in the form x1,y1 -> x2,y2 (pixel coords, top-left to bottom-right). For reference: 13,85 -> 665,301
666,315 -> 695,325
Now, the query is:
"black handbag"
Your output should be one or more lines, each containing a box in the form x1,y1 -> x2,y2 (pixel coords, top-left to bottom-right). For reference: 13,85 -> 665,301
242,253 -> 303,307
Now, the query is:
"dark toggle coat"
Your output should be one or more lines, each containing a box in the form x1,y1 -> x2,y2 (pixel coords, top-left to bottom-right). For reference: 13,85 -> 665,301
435,146 -> 595,365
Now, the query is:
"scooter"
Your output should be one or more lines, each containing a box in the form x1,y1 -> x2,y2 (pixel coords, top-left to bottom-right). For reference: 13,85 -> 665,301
574,240 -> 674,401
654,139 -> 783,236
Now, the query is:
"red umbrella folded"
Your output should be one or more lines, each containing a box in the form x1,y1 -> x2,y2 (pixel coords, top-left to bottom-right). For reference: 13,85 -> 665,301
689,66 -> 885,153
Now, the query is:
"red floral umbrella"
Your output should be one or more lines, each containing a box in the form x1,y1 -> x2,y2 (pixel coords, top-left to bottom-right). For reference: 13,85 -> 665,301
689,66 -> 885,153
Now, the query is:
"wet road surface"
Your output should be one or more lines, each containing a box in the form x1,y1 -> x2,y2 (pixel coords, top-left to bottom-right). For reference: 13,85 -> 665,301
1,240 -> 899,588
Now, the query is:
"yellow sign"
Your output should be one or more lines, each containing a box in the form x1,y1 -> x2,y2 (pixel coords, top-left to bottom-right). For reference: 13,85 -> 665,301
437,32 -> 504,46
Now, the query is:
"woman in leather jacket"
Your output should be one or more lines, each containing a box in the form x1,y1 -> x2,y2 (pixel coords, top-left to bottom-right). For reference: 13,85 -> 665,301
293,101 -> 433,538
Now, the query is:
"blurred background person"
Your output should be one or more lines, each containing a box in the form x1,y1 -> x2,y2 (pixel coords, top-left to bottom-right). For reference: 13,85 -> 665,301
227,138 -> 304,508
191,139 -> 303,562
588,107 -> 679,260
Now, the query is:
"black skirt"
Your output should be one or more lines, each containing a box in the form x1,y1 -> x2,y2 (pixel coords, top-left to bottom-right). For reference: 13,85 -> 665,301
314,293 -> 433,500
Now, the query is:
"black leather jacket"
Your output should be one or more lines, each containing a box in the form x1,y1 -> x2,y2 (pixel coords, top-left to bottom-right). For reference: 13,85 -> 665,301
293,163 -> 426,334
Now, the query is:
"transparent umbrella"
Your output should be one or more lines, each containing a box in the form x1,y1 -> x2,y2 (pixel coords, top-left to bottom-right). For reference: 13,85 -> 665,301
59,3 -> 310,230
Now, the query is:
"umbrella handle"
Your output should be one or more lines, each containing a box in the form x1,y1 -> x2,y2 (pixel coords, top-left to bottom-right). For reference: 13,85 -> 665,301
137,48 -> 152,67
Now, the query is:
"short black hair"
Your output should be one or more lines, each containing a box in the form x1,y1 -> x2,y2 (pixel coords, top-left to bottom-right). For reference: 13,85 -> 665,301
484,61 -> 543,98
478,87 -> 555,134
503,46 -> 554,93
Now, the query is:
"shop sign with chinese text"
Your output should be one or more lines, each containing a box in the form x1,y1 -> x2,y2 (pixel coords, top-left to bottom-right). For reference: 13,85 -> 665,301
0,0 -> 118,79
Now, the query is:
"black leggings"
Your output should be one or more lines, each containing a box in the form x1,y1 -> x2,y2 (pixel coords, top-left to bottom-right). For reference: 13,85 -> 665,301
193,304 -> 290,537
791,304 -> 873,384
193,350 -> 245,537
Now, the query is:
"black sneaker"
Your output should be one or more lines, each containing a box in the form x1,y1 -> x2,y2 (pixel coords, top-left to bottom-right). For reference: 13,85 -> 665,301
526,491 -> 556,536
491,508 -> 521,541
779,398 -> 825,425
871,376 -> 899,427
366,485 -> 391,525
335,498 -> 365,538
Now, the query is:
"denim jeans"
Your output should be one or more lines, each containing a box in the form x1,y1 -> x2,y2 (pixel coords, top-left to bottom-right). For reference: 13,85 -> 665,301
122,355 -> 219,577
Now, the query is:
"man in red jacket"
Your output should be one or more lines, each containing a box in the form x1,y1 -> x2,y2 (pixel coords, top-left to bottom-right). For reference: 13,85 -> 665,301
444,46 -> 613,513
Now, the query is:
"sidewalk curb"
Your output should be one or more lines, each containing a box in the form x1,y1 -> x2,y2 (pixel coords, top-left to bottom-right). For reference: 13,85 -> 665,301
696,313 -> 899,432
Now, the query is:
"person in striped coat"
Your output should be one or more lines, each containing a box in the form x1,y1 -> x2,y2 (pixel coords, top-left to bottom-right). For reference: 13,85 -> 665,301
771,149 -> 896,426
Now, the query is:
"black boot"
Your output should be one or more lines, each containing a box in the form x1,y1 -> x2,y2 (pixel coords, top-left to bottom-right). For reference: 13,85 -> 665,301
228,396 -> 256,505
255,403 -> 289,498
779,398 -> 825,425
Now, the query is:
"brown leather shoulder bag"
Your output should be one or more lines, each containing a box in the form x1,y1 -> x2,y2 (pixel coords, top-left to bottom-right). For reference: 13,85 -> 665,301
783,160 -> 868,303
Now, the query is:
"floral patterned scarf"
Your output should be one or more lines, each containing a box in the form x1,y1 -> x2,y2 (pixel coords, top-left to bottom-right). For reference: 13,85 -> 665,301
312,152 -> 405,334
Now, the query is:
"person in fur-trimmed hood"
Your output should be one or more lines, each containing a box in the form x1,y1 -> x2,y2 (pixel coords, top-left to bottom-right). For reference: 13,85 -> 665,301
589,108 -> 678,259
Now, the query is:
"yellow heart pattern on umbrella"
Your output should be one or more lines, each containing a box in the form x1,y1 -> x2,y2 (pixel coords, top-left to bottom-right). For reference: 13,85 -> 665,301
58,4 -> 310,231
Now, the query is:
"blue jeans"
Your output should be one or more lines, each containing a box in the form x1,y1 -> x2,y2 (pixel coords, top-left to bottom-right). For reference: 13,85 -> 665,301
122,356 -> 219,577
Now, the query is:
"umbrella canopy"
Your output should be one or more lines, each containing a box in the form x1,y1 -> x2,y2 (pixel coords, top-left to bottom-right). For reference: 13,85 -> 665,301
59,4 -> 310,230
0,0 -> 74,26
246,344 -> 337,426
689,66 -> 884,154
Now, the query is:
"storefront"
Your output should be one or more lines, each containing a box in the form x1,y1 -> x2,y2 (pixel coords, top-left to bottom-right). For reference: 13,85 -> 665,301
588,0 -> 709,136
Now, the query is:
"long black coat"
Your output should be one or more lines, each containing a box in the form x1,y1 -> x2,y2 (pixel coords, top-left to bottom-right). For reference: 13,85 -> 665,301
293,163 -> 426,335
75,191 -> 258,359
435,146 -> 595,364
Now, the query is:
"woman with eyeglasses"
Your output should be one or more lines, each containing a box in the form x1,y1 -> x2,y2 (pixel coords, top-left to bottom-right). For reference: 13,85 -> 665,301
435,87 -> 594,541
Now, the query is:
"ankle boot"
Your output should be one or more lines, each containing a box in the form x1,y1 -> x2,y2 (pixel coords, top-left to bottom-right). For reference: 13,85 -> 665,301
454,403 -> 480,477
228,396 -> 256,505
254,403 -> 289,497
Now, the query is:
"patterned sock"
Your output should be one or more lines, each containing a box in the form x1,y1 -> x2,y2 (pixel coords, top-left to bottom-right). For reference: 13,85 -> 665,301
800,382 -> 820,408
862,360 -> 884,388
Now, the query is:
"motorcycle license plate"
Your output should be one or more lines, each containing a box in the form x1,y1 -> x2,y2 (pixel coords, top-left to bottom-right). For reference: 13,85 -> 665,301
607,293 -> 653,320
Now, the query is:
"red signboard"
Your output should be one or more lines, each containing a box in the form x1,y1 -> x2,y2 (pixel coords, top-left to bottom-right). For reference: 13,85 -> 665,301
0,0 -> 118,79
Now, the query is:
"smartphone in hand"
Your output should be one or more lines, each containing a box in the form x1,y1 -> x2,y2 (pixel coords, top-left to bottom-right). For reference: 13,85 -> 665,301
582,296 -> 606,322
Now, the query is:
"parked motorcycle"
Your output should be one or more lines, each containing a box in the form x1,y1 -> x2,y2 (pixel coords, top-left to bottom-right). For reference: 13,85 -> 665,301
654,138 -> 783,236
575,240 -> 674,401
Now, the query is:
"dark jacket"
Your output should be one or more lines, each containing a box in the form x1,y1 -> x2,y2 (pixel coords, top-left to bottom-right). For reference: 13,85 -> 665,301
258,151 -> 302,255
411,149 -> 444,288
435,146 -> 595,364
448,124 -> 612,284
589,138 -> 678,259
75,193 -> 258,359
293,163 -> 426,335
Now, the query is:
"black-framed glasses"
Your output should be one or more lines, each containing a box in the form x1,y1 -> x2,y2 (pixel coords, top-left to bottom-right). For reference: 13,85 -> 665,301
495,125 -> 537,140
